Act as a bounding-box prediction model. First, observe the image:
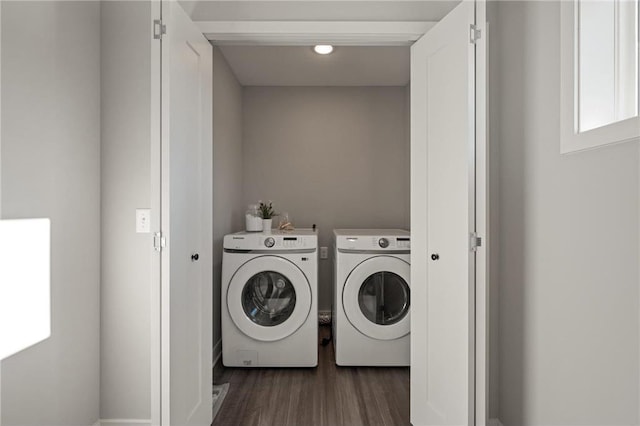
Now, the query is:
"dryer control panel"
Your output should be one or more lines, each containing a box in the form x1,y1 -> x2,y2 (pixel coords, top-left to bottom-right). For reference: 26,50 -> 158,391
334,229 -> 411,251
224,229 -> 318,251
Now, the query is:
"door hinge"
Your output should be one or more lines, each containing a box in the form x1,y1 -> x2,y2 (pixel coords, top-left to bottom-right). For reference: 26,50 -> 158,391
154,232 -> 166,252
154,19 -> 166,40
470,24 -> 481,44
470,232 -> 482,252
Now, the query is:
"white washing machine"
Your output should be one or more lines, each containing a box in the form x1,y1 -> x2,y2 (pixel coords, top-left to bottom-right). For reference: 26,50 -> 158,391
222,229 -> 318,367
333,229 -> 410,366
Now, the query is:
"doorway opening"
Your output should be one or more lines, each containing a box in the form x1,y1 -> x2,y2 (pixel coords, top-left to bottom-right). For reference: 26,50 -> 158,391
210,44 -> 412,426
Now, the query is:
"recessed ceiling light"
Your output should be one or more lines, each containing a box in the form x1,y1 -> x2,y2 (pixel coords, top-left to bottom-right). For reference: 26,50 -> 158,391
313,45 -> 334,55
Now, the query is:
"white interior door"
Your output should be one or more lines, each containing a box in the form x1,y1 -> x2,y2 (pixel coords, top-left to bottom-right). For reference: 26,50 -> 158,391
410,2 -> 478,425
161,2 -> 213,425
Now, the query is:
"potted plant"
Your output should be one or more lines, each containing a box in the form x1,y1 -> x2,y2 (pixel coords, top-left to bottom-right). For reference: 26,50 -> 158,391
258,201 -> 277,234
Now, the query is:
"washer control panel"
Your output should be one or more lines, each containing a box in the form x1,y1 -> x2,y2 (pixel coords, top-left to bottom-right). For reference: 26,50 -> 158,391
261,236 -> 306,249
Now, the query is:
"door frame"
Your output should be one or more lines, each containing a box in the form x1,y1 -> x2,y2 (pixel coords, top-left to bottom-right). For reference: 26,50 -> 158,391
0,2 -> 4,423
149,1 -> 489,424
150,4 -> 161,426
474,3 -> 489,423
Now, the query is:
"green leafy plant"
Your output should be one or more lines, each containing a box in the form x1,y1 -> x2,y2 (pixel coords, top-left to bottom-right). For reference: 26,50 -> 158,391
258,201 -> 277,219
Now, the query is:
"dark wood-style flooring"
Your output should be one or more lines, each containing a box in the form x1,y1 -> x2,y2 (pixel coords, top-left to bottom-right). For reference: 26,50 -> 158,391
213,326 -> 410,426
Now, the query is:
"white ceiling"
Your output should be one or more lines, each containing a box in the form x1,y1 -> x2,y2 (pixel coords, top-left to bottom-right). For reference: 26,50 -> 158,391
217,45 -> 410,86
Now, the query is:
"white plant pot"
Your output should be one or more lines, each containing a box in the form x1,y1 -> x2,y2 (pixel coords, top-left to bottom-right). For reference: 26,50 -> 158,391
245,215 -> 263,232
262,219 -> 272,234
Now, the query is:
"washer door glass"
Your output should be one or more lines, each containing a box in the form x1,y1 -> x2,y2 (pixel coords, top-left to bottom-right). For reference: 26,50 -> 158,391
242,271 -> 296,326
358,271 -> 410,326
227,255 -> 312,342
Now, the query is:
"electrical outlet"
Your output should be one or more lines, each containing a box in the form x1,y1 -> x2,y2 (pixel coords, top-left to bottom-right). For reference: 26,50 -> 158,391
136,209 -> 151,233
320,247 -> 328,259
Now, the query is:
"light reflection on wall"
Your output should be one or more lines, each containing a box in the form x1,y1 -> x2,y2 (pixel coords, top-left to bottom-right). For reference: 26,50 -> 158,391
0,218 -> 51,360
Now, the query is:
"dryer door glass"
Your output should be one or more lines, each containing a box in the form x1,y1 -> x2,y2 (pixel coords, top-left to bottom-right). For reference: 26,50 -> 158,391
358,272 -> 410,326
242,271 -> 297,327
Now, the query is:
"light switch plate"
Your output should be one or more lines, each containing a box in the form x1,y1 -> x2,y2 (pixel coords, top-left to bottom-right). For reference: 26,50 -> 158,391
136,209 -> 151,233
320,247 -> 328,259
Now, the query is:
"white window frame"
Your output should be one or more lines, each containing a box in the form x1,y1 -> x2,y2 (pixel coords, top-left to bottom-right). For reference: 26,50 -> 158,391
561,0 -> 640,154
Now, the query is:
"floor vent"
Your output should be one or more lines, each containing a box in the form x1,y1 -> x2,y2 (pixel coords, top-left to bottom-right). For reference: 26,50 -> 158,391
212,383 -> 229,420
318,311 -> 331,325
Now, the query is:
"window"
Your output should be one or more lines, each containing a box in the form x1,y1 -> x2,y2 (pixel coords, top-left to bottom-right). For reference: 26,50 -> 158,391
561,0 -> 639,153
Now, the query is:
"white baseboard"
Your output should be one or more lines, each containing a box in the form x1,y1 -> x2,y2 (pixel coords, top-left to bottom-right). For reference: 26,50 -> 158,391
98,417 -> 500,426
98,420 -> 151,426
213,338 -> 222,368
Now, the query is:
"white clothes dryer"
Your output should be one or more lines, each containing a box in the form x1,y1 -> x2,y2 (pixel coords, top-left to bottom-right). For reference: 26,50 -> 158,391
333,229 -> 410,366
222,229 -> 318,367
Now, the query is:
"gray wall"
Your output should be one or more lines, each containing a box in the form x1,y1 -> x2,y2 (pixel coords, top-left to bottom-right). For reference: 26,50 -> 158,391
404,84 -> 411,228
100,1 -> 152,420
212,47 -> 244,362
242,86 -> 410,311
0,2 -> 101,425
492,2 -> 640,424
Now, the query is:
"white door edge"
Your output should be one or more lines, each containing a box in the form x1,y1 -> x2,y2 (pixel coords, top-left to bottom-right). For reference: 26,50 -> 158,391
0,2 -> 4,422
159,0 -> 172,422
474,1 -> 489,424
150,2 -> 161,426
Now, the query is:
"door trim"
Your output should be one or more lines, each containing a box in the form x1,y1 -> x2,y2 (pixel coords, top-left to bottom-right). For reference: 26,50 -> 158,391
150,2 -> 161,426
474,1 -> 489,424
197,21 -> 437,46
0,2 -> 3,422
150,3 -> 489,425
